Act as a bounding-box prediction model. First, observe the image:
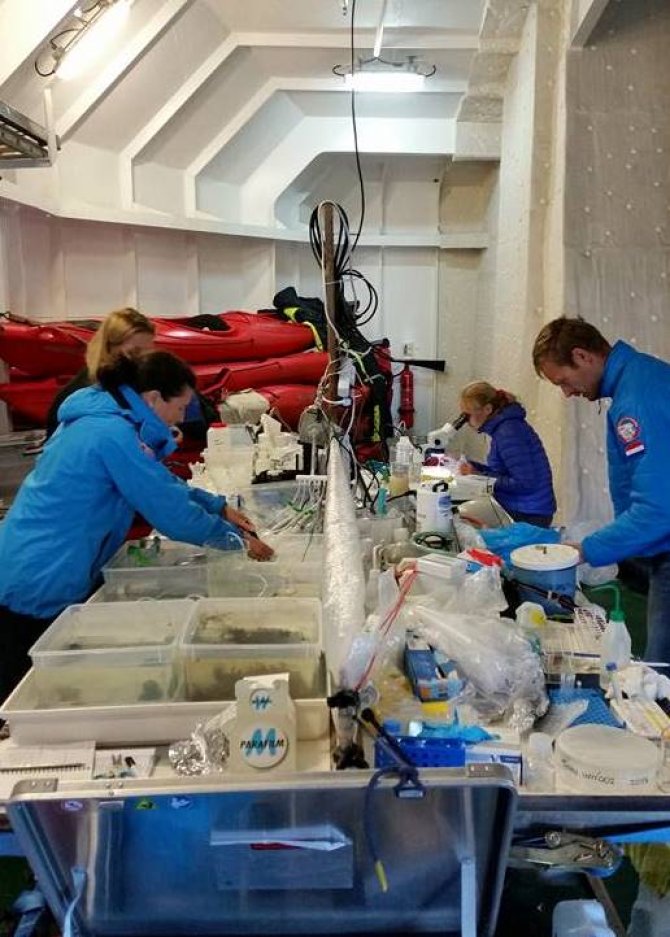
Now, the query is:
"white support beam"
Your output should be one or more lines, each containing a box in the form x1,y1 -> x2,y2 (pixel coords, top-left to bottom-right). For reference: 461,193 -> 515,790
119,34 -> 238,208
121,27 -> 476,179
56,0 -> 191,141
571,0 -> 609,47
236,30 -> 480,50
0,0 -> 73,87
185,75 -> 464,185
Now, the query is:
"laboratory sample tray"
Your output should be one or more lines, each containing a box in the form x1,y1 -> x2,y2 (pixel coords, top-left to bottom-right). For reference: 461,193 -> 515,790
0,669 -> 330,745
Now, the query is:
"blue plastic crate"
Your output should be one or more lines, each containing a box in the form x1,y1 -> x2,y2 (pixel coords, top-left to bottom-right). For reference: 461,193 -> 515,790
374,736 -> 466,769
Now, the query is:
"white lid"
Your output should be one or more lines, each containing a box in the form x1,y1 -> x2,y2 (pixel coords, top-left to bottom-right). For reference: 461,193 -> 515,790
556,724 -> 658,773
510,543 -> 579,572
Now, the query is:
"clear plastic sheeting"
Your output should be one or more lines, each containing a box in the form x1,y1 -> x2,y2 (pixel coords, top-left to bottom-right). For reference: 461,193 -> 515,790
322,440 -> 366,684
412,605 -> 548,724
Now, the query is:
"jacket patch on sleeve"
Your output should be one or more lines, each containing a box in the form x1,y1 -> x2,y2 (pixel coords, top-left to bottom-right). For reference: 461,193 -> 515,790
616,416 -> 645,456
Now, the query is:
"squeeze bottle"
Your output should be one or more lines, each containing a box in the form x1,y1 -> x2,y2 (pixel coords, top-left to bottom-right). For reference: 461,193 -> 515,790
598,606 -> 631,691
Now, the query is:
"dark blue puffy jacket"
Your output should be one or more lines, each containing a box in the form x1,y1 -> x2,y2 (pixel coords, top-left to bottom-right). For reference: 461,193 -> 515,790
469,401 -> 556,517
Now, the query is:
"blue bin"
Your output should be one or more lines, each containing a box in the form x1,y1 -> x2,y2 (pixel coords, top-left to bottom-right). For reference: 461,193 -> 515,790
510,543 -> 579,616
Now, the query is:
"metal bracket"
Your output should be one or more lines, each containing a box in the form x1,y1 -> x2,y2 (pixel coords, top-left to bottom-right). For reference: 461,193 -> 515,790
509,831 -> 622,876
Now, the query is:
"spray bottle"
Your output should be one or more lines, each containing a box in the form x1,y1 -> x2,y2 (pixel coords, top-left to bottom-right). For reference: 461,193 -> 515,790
589,584 -> 632,691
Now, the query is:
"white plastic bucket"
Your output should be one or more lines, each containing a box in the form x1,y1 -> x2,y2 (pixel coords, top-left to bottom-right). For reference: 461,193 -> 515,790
510,543 -> 579,616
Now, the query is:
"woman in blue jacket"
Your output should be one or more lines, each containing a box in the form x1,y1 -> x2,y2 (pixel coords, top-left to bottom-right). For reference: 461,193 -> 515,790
459,381 -> 556,527
0,351 -> 273,702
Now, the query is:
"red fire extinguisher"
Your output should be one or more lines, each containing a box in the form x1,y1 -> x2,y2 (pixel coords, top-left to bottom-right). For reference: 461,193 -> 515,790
398,363 -> 414,429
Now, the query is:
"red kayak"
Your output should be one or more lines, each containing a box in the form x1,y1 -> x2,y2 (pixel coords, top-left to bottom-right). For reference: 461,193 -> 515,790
250,381 -> 373,432
0,312 -> 316,377
0,320 -> 88,377
203,350 -> 329,396
252,384 -> 318,430
151,313 -> 314,364
0,376 -> 69,424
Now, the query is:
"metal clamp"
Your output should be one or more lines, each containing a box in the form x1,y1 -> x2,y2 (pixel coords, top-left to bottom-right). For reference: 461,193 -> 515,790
510,831 -> 622,877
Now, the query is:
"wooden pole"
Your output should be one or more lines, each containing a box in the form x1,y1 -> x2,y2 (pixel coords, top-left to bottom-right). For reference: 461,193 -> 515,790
321,202 -> 340,409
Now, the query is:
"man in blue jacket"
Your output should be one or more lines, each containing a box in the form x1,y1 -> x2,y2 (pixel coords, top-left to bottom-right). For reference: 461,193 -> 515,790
533,316 -> 670,663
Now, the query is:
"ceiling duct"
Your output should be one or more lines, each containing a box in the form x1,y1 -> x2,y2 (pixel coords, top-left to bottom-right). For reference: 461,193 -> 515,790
0,98 -> 59,169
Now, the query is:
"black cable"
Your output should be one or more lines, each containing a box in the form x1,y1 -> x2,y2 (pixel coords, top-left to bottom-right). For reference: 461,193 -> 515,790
349,0 -> 366,249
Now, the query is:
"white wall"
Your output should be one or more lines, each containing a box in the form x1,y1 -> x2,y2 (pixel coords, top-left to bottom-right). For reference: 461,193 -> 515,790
0,196 -> 465,437
562,0 -> 670,527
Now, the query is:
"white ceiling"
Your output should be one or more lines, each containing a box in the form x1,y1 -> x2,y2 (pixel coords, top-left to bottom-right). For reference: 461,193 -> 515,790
0,0 -> 531,232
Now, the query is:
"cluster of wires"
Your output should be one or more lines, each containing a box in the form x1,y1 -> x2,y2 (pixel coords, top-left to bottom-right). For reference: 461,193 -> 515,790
308,201 -> 392,508
266,476 -> 327,536
308,202 -> 378,330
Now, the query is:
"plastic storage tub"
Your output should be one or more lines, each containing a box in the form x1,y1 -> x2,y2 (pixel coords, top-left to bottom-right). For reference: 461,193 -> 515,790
207,555 -> 322,598
262,532 -> 324,563
235,481 -> 302,528
510,543 -> 579,616
102,539 -> 246,600
28,600 -> 192,707
180,597 -> 324,700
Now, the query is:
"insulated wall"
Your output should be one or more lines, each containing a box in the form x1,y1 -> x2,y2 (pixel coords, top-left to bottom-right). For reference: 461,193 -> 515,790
563,0 -> 670,526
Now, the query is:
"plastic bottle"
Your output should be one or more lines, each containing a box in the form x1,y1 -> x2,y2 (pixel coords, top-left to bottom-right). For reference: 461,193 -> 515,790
394,435 -> 415,466
524,732 -> 555,791
588,583 -> 632,691
552,899 -> 616,937
598,608 -> 632,691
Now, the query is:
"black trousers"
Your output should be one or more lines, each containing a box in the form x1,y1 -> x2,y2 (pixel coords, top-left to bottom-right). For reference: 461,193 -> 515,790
0,605 -> 54,705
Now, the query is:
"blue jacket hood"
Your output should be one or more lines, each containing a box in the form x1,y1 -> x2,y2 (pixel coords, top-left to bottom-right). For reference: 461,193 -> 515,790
58,384 -> 177,461
480,401 -> 527,435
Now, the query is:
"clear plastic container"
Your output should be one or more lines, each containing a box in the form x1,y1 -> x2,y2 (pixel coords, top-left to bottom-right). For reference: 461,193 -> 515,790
523,732 -> 555,791
234,481 -> 301,528
28,600 -> 192,707
102,539 -> 214,599
207,555 -> 322,598
262,532 -> 324,562
180,597 -> 324,700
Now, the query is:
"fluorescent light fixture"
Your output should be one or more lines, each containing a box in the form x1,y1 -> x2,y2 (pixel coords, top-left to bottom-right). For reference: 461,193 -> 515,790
345,71 -> 425,93
57,0 -> 131,80
373,0 -> 388,58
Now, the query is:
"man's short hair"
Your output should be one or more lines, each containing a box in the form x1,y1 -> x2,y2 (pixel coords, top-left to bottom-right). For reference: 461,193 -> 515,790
532,316 -> 611,375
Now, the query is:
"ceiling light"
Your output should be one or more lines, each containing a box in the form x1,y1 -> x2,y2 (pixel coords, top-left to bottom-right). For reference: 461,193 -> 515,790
345,71 -> 425,93
34,0 -> 131,80
333,56 -> 436,94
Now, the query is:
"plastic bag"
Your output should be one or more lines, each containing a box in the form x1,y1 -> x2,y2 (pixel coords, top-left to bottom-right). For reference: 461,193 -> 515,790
452,516 -> 486,552
341,569 -> 405,688
564,520 -> 618,586
413,605 -> 548,722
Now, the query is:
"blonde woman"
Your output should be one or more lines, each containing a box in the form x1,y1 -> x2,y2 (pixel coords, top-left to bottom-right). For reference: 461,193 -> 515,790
459,381 -> 556,527
45,308 -> 155,438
